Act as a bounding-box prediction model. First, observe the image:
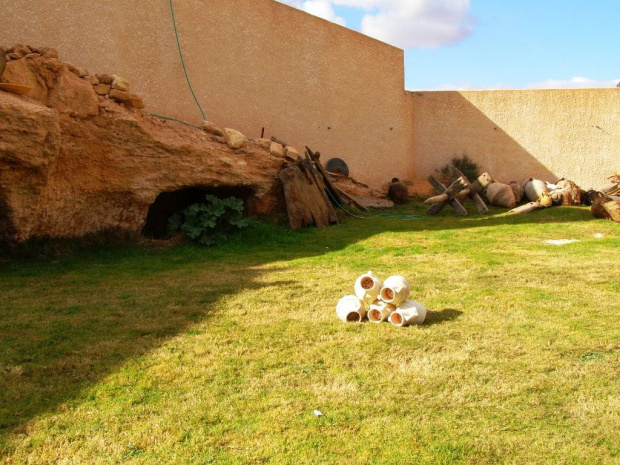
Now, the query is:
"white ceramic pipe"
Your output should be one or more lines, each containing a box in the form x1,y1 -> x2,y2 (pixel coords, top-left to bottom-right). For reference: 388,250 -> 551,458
368,300 -> 396,323
336,295 -> 366,322
379,275 -> 411,307
389,300 -> 427,327
354,271 -> 382,304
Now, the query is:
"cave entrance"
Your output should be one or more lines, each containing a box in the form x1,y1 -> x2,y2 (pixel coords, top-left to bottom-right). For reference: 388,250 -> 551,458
142,186 -> 253,239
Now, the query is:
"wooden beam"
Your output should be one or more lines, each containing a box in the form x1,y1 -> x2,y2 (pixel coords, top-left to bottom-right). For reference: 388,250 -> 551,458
427,176 -> 468,216
305,146 -> 344,206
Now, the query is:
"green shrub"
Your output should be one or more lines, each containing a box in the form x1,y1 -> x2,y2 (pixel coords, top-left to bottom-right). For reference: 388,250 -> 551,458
167,195 -> 249,246
437,153 -> 480,183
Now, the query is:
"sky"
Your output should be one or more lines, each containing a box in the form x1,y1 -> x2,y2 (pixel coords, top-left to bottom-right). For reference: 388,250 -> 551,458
276,0 -> 620,91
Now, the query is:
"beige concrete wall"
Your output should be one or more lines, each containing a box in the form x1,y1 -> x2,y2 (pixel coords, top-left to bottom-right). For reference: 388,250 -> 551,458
411,89 -> 620,190
2,1 -> 617,194
0,0 -> 414,190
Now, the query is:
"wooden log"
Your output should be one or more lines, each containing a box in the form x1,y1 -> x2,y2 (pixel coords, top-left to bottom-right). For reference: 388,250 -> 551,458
509,201 -> 543,214
603,200 -> 620,222
468,192 -> 489,215
301,157 -> 339,224
279,165 -> 336,229
424,192 -> 449,205
427,175 -> 468,216
453,169 -> 490,215
424,188 -> 472,204
466,172 -> 492,193
455,188 -> 472,200
305,146 -> 344,206
591,194 -> 620,222
270,136 -> 289,147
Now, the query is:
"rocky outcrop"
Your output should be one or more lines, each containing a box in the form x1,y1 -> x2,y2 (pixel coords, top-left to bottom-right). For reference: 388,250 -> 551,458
0,93 -> 61,241
0,46 -> 287,242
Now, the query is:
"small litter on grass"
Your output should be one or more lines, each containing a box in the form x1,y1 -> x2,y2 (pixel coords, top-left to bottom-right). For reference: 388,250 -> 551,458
594,233 -> 605,238
544,239 -> 579,245
313,410 -> 323,417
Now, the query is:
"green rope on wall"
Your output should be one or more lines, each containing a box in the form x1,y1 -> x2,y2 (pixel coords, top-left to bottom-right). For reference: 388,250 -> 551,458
145,111 -> 203,129
169,0 -> 207,121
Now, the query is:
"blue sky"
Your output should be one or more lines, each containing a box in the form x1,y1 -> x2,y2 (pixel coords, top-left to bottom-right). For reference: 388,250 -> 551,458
277,0 -> 620,90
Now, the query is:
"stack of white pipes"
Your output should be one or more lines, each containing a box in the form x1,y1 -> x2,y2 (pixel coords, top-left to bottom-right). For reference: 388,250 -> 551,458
335,272 -> 427,327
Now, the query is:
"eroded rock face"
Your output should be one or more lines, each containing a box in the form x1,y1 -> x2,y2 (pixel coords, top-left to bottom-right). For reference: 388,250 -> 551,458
0,93 -> 61,241
0,51 -> 287,242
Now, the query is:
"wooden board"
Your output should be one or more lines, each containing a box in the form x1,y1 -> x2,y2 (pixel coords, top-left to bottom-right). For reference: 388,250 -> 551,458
305,146 -> 344,206
279,165 -> 338,229
300,157 -> 339,224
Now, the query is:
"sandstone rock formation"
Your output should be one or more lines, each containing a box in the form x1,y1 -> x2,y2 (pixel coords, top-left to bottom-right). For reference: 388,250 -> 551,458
0,46 -> 287,242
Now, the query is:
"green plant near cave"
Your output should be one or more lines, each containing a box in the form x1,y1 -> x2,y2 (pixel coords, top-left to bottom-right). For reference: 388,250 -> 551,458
437,153 -> 481,183
167,194 -> 248,246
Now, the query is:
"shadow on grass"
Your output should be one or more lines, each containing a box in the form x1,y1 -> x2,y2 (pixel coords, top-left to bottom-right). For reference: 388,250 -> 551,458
0,239 -> 298,448
425,308 -> 463,326
0,202 -> 600,447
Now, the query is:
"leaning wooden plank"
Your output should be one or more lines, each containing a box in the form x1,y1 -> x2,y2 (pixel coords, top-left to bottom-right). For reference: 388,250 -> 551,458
336,187 -> 369,212
305,146 -> 345,206
279,166 -> 314,229
301,157 -> 339,225
279,164 -> 332,229
298,157 -> 316,185
428,197 -> 468,216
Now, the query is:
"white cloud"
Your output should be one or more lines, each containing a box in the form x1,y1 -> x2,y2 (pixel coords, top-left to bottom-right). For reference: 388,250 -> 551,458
277,0 -> 346,26
431,83 -> 514,91
526,77 -> 620,89
276,0 -> 474,49
359,0 -> 474,49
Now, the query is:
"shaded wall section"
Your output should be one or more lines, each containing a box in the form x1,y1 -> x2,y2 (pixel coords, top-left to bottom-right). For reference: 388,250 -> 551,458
411,90 -> 620,190
0,0 -> 414,190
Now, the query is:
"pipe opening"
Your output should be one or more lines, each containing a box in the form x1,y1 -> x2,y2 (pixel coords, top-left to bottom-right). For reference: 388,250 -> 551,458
390,312 -> 403,326
368,309 -> 382,322
346,312 -> 361,322
360,277 -> 374,290
381,288 -> 395,302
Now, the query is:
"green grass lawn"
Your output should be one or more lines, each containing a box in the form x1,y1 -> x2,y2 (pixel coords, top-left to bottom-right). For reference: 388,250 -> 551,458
1,203 -> 619,464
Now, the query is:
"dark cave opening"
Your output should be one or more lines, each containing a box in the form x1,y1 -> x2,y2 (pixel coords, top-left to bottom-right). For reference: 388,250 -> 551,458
142,186 -> 253,239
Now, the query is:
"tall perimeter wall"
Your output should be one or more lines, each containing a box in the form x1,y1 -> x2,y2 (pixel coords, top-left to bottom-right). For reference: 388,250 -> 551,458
2,1 -> 618,192
411,89 -> 620,190
0,0 -> 414,189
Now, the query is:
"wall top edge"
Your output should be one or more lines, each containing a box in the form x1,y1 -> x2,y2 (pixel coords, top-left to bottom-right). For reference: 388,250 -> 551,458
406,88 -> 620,94
272,0 -> 404,53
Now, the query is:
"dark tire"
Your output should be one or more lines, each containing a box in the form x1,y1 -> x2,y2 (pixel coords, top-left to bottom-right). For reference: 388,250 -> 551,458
325,158 -> 349,176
